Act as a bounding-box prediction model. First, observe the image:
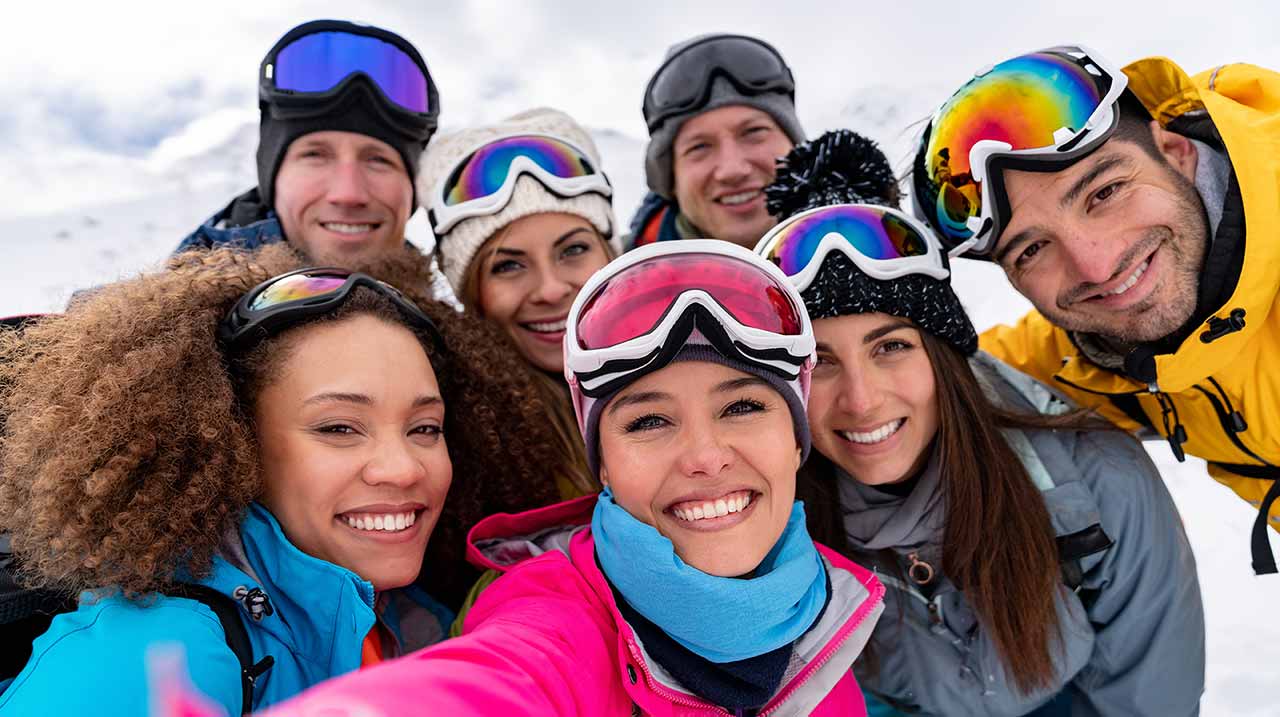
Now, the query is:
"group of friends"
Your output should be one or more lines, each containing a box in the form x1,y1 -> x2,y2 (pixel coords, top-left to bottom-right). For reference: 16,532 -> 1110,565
0,18 -> 1276,717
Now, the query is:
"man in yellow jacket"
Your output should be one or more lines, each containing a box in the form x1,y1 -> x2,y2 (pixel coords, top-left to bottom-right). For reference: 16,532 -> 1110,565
910,46 -> 1280,574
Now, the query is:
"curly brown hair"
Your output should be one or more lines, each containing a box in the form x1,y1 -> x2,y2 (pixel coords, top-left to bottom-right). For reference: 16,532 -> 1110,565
0,243 -> 560,605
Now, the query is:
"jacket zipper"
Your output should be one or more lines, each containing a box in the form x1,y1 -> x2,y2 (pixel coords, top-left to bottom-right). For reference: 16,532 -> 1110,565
1190,384 -> 1273,467
622,637 -> 729,714
758,586 -> 885,716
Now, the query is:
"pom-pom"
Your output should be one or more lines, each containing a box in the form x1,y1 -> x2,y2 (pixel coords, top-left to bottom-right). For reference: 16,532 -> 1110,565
765,129 -> 900,221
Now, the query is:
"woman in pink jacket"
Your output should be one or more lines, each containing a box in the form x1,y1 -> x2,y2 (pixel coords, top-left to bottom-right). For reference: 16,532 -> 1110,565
262,240 -> 885,717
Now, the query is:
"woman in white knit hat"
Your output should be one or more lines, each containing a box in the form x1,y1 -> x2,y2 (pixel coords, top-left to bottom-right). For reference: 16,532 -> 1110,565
421,108 -> 616,499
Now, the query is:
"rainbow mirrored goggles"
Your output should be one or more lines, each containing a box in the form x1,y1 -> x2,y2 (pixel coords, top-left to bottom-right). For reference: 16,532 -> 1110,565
910,45 -> 1128,258
219,268 -> 443,353
755,203 -> 950,292
260,20 -> 439,140
428,133 -> 613,235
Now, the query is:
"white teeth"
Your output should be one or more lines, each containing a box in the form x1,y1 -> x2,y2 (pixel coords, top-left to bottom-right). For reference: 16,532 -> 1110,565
525,318 -> 567,333
839,419 -> 905,445
672,491 -> 754,522
718,190 -> 760,206
1110,260 -> 1149,296
322,222 -> 375,235
343,511 -> 417,533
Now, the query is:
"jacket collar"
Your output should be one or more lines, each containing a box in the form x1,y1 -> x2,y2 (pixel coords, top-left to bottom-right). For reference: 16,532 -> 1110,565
203,503 -> 377,672
570,519 -> 884,716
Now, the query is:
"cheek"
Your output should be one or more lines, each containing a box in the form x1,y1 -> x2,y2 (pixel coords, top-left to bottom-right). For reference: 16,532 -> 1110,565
477,279 -> 525,327
598,435 -> 662,525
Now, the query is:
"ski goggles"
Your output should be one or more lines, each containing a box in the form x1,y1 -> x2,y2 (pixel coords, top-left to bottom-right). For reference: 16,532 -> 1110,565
565,240 -> 814,402
911,45 -> 1128,257
428,133 -> 613,235
755,203 -> 950,292
219,268 -> 443,353
643,34 -> 795,132
260,20 -> 439,137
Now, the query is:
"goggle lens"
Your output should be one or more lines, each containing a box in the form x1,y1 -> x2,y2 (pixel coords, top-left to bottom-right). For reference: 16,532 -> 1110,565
764,205 -> 930,276
576,253 -> 802,351
922,50 -> 1111,240
249,272 -> 351,311
273,31 -> 430,114
442,136 -> 597,206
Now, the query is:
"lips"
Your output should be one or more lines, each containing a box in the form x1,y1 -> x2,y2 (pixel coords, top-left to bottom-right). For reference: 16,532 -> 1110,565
837,418 -> 905,445
1082,247 -> 1158,303
320,221 -> 380,236
715,189 -> 762,207
669,490 -> 755,522
521,317 -> 567,334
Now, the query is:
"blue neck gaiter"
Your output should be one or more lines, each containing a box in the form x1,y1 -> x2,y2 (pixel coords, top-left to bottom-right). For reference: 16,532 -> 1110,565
592,488 -> 828,664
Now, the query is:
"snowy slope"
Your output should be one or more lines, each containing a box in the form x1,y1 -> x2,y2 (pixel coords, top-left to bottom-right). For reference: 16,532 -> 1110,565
3,104 -> 1279,716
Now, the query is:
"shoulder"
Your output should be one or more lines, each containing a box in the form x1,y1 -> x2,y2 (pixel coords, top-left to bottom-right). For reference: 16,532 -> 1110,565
0,593 -> 242,715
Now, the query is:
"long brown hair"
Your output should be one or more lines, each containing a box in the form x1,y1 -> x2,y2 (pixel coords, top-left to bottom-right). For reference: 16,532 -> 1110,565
801,330 -> 1104,694
458,220 -> 616,496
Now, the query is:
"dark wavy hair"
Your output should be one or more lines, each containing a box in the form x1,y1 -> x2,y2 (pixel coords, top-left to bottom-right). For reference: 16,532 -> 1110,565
0,243 -> 559,605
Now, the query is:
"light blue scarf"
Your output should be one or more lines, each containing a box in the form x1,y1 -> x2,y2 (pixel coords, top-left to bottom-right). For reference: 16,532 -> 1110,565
592,488 -> 827,663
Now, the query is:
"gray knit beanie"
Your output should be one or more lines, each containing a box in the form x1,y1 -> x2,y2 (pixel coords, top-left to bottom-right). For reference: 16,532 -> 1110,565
643,35 -> 806,199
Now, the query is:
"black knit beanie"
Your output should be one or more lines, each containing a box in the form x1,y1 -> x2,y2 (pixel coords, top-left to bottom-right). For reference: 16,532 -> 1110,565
765,129 -> 978,355
256,80 -> 427,210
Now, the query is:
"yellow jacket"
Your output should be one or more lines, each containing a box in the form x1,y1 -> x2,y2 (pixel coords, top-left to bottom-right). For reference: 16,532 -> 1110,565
981,58 -> 1280,565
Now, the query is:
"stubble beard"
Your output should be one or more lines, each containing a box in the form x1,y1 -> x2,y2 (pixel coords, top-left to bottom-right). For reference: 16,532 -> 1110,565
1044,175 -> 1209,345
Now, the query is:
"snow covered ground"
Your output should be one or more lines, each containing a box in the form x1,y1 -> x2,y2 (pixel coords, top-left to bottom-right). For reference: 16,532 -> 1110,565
4,112 -> 1279,714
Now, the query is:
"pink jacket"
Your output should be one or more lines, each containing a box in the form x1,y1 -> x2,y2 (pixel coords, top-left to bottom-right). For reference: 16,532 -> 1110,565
262,496 -> 885,717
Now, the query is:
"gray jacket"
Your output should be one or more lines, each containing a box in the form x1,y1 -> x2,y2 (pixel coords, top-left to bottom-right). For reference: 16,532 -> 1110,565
847,352 -> 1204,716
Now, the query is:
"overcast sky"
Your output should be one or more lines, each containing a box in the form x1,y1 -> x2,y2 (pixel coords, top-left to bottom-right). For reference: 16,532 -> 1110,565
3,0 -> 1278,219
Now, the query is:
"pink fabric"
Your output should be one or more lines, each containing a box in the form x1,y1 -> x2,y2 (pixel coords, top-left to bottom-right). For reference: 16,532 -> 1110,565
261,498 -> 882,717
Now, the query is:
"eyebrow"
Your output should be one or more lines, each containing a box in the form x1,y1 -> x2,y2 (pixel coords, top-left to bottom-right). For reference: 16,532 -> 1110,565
714,376 -> 770,393
1059,154 -> 1131,210
606,390 -> 670,416
993,154 -> 1133,266
492,227 -> 593,257
304,392 -> 443,409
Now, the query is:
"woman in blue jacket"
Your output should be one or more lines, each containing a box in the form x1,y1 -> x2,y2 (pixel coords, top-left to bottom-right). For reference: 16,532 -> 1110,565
0,243 -> 564,714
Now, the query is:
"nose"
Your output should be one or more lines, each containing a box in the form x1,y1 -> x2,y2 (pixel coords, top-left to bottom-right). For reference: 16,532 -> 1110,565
361,435 -> 427,489
1059,224 -> 1130,286
324,158 -> 373,207
835,363 -> 886,418
674,414 -> 735,478
711,141 -> 753,185
532,264 -> 576,306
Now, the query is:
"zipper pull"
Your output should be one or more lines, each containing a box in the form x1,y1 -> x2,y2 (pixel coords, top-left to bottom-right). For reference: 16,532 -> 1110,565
1168,425 -> 1187,462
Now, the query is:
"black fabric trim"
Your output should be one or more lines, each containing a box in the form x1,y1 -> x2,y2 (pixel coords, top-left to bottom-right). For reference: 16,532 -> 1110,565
167,584 -> 269,715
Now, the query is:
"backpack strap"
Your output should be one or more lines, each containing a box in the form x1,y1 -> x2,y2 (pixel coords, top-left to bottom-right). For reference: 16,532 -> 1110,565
167,583 -> 274,715
1001,428 -> 1113,592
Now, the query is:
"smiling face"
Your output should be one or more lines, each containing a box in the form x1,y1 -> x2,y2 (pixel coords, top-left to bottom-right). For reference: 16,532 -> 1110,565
807,313 -> 938,487
993,124 -> 1208,344
255,314 -> 452,591
273,131 -> 414,268
597,360 -> 801,577
672,105 -> 794,249
472,212 -> 612,373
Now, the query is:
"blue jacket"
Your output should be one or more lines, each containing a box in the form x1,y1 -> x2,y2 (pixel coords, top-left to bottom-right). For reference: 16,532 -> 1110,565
174,188 -> 285,255
0,503 -> 452,716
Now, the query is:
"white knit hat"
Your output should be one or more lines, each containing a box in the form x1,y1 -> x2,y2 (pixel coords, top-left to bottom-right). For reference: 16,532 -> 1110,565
419,107 -> 617,296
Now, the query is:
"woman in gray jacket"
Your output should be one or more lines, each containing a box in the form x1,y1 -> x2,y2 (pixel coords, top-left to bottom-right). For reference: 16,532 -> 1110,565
754,131 -> 1205,716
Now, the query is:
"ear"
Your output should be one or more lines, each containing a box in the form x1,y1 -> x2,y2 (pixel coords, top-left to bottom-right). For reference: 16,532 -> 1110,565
793,444 -> 803,472
1150,120 -> 1198,183
598,464 -> 610,488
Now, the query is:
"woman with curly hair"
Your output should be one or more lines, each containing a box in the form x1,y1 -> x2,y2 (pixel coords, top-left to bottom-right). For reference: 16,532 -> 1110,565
421,107 -> 617,499
0,243 -> 560,715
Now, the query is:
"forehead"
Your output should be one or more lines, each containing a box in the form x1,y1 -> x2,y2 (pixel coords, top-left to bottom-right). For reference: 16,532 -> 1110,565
490,212 -> 596,252
675,105 -> 780,143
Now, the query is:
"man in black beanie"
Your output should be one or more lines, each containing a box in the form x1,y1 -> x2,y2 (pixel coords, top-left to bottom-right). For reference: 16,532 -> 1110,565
175,20 -> 439,268
627,33 -> 805,251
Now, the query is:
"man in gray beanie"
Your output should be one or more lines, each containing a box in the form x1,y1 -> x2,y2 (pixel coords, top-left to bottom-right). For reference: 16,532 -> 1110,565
626,33 -> 805,251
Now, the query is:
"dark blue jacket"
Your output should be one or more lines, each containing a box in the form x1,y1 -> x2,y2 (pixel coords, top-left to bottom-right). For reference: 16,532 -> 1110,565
174,188 -> 284,255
